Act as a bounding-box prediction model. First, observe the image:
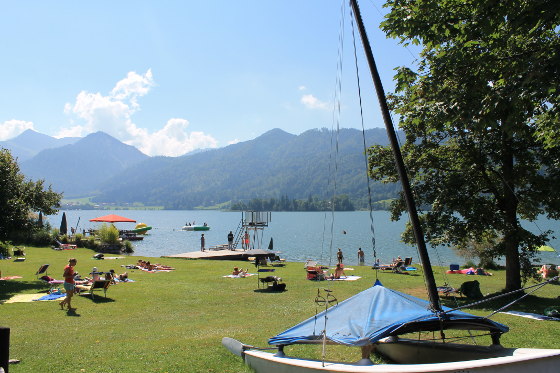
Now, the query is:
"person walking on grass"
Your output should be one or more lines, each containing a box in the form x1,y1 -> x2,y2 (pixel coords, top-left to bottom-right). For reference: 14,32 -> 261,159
60,258 -> 77,311
201,233 -> 205,252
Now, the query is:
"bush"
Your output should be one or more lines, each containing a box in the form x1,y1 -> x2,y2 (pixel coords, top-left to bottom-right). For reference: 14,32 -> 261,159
74,233 -> 84,247
123,240 -> 134,253
0,241 -> 10,258
98,224 -> 120,244
464,260 -> 476,268
31,229 -> 53,246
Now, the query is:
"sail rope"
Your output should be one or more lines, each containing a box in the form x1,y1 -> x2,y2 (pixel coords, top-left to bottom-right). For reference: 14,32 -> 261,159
349,0 -> 378,280
315,0 -> 348,365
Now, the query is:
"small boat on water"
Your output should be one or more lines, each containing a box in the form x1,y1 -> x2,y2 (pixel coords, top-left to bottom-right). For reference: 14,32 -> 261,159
132,223 -> 152,234
181,224 -> 210,231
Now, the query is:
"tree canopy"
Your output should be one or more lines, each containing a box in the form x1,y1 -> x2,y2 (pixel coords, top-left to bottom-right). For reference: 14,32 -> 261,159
368,0 -> 560,291
0,149 -> 61,241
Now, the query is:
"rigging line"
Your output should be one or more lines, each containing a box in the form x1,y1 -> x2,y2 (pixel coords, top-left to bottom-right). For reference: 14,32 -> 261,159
349,4 -> 377,277
326,0 -> 346,270
440,277 -> 557,317
364,0 -> 418,61
485,280 -> 552,319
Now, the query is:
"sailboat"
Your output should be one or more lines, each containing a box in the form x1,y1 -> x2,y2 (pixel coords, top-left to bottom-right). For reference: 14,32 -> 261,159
222,1 -> 560,371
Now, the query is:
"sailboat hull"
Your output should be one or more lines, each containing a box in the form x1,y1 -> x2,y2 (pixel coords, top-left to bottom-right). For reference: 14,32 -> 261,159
227,340 -> 560,373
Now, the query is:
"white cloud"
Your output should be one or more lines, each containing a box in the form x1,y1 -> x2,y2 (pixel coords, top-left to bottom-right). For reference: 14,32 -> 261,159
301,94 -> 329,110
298,85 -> 307,91
61,69 -> 218,156
126,118 -> 218,157
227,138 -> 240,145
0,119 -> 34,140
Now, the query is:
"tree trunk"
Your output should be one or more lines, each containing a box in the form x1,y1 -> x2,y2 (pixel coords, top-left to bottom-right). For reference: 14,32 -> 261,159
501,132 -> 521,292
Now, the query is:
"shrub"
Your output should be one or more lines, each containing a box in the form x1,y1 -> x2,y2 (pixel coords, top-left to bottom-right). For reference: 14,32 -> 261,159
98,224 -> 119,244
123,240 -> 134,253
0,241 -> 10,258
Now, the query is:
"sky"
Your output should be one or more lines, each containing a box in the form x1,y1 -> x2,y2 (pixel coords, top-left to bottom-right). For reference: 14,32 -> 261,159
0,0 -> 419,157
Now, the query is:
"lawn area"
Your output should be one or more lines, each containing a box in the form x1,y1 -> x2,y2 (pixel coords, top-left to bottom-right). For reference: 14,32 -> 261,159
1,246 -> 559,372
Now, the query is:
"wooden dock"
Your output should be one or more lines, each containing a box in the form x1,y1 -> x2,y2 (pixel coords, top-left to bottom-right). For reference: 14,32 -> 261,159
162,247 -> 247,260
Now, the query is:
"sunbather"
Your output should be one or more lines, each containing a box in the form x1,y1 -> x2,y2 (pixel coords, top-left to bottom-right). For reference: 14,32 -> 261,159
327,263 -> 346,279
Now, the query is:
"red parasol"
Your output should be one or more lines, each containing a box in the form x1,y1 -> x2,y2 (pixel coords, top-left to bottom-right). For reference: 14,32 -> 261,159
89,214 -> 137,223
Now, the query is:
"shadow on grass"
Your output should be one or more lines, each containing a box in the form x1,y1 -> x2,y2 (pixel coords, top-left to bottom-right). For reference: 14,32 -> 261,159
66,309 -> 81,317
77,294 -> 116,304
253,288 -> 288,294
0,280 -> 49,302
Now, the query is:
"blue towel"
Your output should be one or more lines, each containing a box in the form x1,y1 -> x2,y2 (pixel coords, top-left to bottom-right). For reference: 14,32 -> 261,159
34,292 -> 66,301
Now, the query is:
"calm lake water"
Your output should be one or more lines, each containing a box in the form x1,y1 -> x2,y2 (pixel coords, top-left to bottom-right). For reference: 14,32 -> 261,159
49,210 -> 560,266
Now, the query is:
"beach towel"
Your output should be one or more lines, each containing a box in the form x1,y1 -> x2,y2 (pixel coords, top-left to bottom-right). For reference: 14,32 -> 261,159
0,276 -> 23,280
114,278 -> 135,283
3,293 -> 63,303
223,274 -> 256,278
34,292 -> 66,301
327,276 -> 361,281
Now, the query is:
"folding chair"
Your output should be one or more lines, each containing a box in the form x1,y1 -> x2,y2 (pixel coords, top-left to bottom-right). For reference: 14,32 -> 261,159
256,268 -> 275,288
35,264 -> 49,279
87,280 -> 111,299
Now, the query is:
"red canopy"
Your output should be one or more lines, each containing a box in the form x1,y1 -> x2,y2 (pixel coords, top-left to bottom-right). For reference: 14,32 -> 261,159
89,214 -> 136,223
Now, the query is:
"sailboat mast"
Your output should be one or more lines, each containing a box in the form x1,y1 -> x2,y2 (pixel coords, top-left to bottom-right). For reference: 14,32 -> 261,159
349,0 -> 441,311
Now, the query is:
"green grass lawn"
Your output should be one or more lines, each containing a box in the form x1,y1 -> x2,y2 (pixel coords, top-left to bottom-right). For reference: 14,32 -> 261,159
1,246 -> 559,372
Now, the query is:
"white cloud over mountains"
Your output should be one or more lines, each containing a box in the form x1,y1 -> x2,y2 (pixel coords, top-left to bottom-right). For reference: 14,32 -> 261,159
1,70 -> 217,156
0,119 -> 35,141
59,69 -> 217,156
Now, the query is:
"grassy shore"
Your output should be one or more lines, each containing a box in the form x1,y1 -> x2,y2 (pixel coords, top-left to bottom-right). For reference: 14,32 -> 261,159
1,246 -> 559,372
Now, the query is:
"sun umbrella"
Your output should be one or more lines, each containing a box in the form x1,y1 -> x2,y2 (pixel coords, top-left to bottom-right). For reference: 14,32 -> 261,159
89,214 -> 136,223
537,245 -> 556,252
59,212 -> 67,235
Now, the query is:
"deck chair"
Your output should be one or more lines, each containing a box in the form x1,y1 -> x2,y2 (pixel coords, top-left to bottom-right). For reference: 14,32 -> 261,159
54,239 -> 77,250
35,264 -> 49,278
12,247 -> 25,257
257,268 -> 275,288
403,257 -> 412,267
86,280 -> 111,299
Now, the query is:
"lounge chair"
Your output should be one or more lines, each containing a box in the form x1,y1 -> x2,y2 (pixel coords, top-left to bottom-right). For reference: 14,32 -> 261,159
82,280 -> 111,299
12,247 -> 25,257
53,239 -> 77,250
35,264 -> 49,278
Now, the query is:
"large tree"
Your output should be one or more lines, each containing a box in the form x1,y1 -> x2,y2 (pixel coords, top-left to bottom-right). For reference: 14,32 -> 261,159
368,0 -> 560,291
0,149 -> 62,241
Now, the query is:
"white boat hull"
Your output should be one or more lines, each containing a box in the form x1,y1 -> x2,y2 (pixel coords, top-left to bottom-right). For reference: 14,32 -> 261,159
224,338 -> 560,373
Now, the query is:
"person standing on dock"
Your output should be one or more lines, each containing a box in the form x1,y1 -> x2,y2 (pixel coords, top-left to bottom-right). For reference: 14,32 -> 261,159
200,234 -> 205,252
243,231 -> 250,251
227,231 -> 234,250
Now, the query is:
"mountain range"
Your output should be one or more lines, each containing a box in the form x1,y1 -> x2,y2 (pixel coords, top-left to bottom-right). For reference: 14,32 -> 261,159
2,128 -> 399,209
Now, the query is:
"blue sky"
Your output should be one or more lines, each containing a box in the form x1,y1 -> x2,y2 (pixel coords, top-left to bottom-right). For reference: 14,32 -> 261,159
0,1 -> 418,156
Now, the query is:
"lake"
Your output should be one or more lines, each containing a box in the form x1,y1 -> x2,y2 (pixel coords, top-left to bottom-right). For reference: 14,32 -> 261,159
48,210 -> 560,266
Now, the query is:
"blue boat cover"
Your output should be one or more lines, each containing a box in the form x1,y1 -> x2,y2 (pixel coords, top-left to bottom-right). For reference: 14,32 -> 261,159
269,281 -> 508,346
